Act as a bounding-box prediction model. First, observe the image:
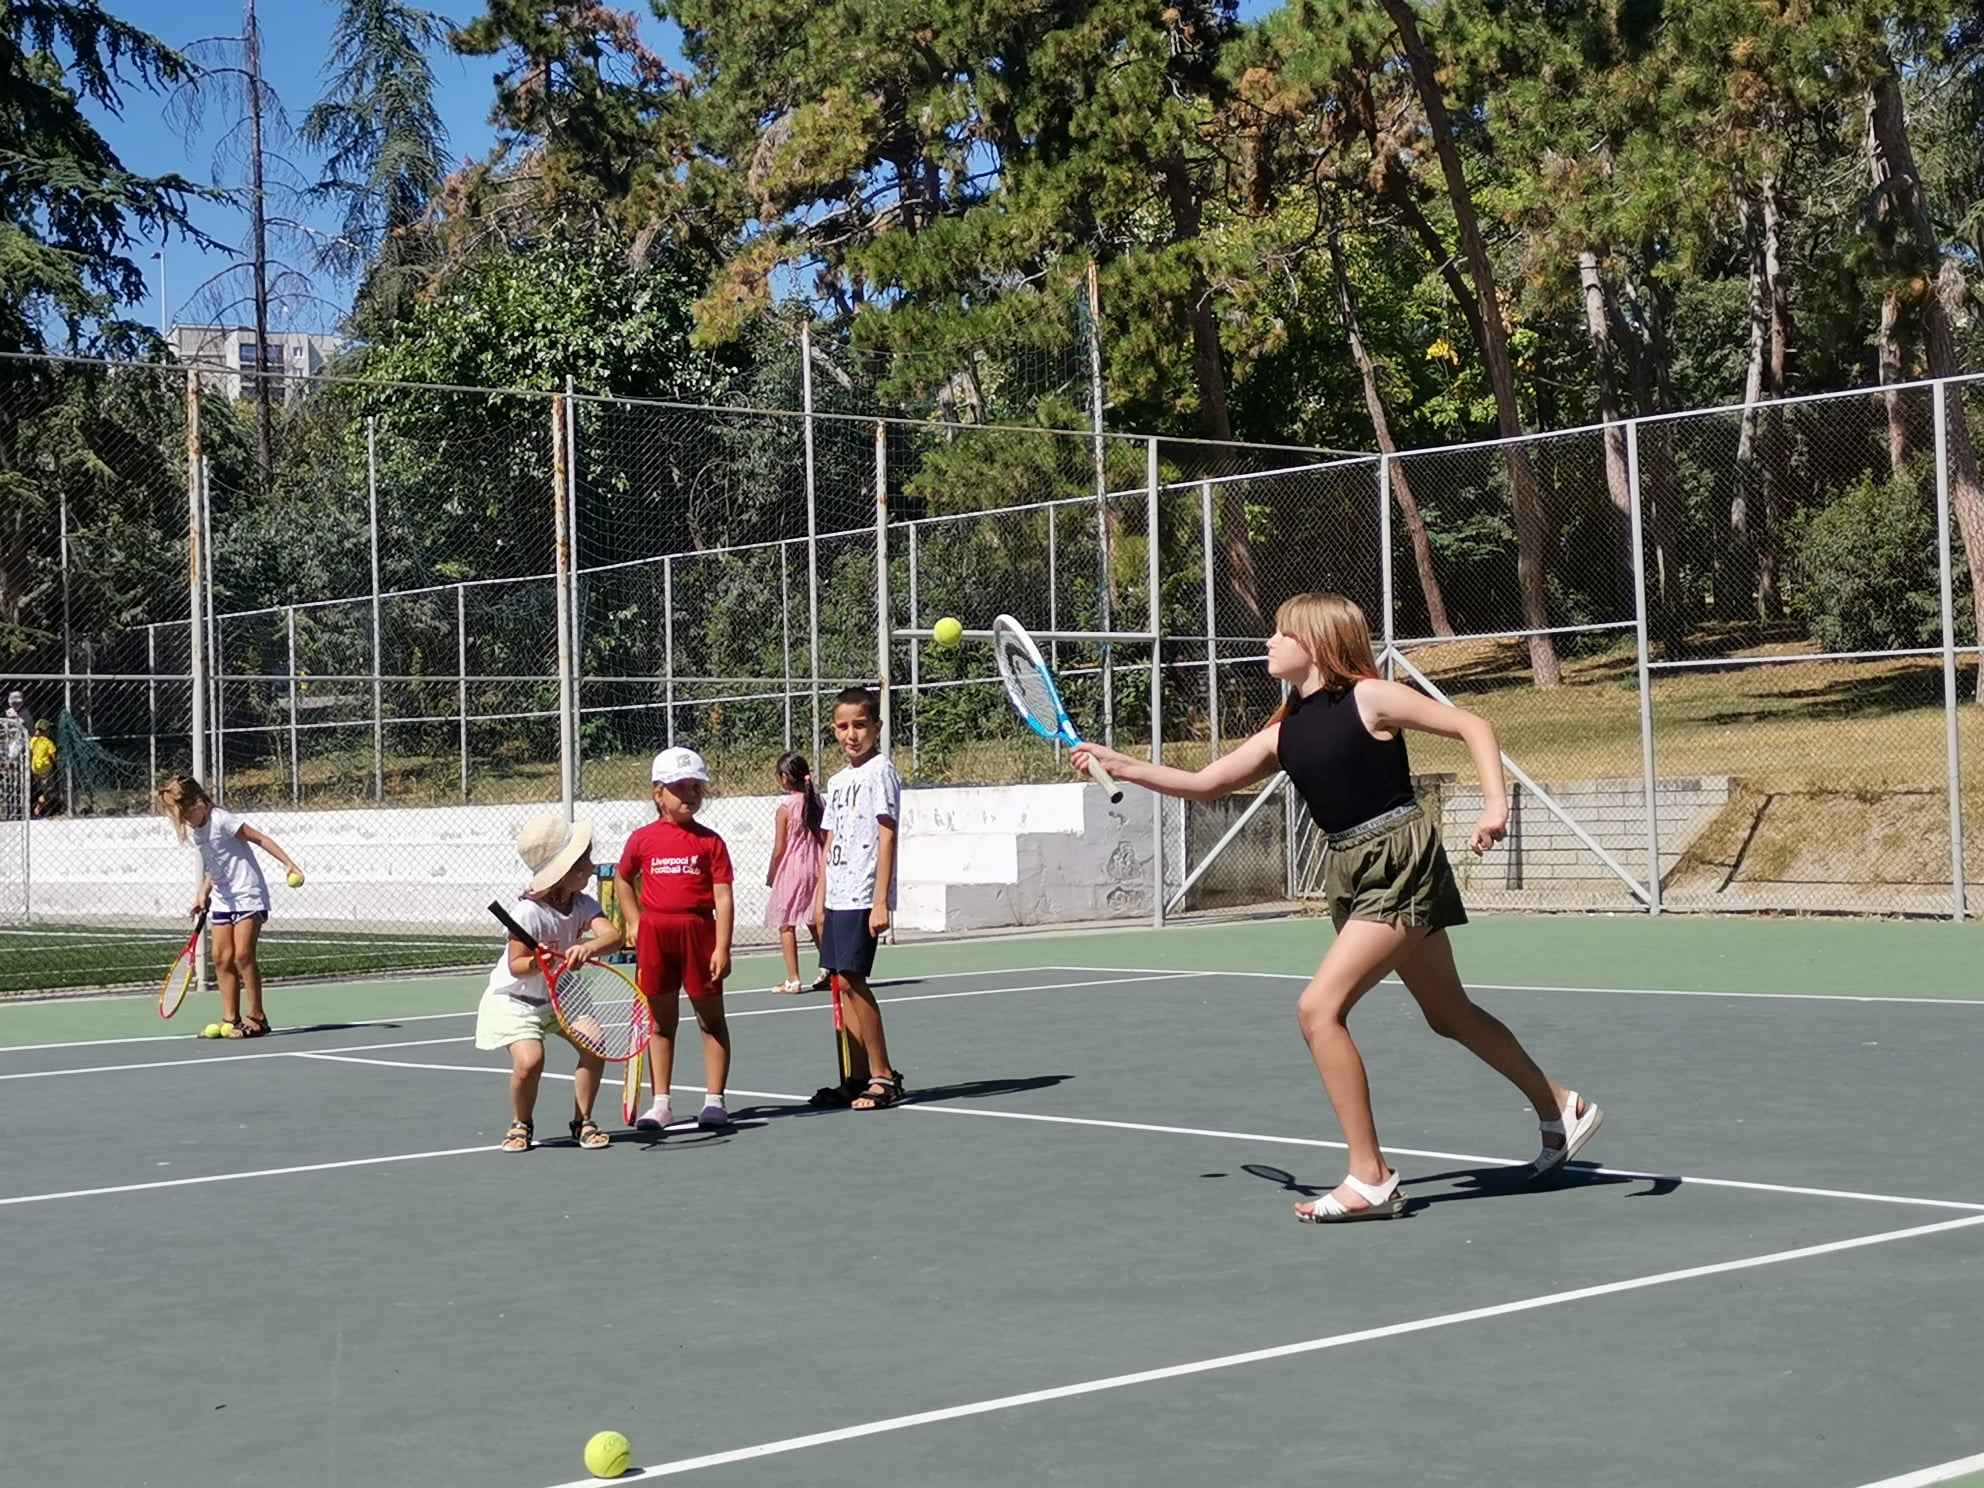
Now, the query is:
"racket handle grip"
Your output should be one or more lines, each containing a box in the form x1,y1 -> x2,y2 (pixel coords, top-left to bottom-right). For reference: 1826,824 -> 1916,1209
1087,759 -> 1124,804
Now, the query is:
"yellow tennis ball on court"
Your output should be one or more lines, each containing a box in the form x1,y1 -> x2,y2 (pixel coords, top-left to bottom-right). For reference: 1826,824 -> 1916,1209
932,616 -> 963,649
583,1430 -> 632,1479
201,1023 -> 222,1040
286,870 -> 305,888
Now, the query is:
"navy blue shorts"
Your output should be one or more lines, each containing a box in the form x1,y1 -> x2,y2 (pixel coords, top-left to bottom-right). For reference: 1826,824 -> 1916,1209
210,908 -> 269,927
819,908 -> 879,979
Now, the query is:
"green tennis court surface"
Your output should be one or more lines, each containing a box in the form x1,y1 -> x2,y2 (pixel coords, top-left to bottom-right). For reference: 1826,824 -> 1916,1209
3,915 -> 1980,1487
0,922 -> 487,998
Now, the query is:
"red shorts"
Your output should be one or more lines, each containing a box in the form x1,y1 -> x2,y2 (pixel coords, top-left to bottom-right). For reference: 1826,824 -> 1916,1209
636,911 -> 723,1002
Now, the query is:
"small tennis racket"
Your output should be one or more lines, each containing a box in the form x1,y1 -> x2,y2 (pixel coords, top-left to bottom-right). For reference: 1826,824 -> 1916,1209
159,909 -> 207,1019
621,1042 -> 647,1126
486,901 -> 650,1062
991,613 -> 1122,802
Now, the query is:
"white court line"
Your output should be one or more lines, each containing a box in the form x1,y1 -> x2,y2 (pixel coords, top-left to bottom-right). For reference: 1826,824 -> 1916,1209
0,1034 -> 472,1082
0,974 -> 1185,1079
0,1142 -> 496,1208
537,1211 -> 1984,1484
302,1057 -> 1984,1217
1855,1450 -> 1984,1487
1040,964 -> 1984,1008
0,969 -> 1126,1055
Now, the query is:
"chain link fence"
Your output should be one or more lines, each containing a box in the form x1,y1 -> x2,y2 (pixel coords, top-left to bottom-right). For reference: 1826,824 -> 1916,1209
2,348 -> 1981,995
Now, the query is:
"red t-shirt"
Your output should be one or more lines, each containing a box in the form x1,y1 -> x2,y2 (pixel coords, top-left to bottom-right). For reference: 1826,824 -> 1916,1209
616,818 -> 733,915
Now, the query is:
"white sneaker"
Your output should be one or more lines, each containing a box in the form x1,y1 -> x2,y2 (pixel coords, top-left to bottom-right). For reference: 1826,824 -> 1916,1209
635,1097 -> 672,1132
698,1098 -> 729,1129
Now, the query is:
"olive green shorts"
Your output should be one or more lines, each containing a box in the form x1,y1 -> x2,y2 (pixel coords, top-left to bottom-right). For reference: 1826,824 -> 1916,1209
1323,801 -> 1469,933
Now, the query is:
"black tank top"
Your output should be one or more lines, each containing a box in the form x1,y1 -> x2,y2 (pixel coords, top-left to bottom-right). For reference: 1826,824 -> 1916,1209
1276,683 -> 1415,833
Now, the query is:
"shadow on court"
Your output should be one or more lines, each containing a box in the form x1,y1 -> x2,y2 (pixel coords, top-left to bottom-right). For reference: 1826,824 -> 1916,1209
1236,1159 -> 1682,1213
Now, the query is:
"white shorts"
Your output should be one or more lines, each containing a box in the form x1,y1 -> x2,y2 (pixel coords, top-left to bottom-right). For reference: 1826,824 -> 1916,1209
473,989 -> 560,1050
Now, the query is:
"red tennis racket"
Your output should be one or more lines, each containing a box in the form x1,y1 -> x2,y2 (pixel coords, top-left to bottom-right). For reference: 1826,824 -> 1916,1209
486,901 -> 650,1062
159,910 -> 207,1019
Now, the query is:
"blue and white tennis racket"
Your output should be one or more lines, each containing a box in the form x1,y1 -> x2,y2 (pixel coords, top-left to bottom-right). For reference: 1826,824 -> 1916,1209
991,613 -> 1123,802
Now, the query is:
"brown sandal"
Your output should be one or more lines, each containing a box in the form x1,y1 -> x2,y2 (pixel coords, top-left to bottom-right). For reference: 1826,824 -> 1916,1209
568,1115 -> 610,1150
239,1012 -> 272,1038
500,1119 -> 533,1153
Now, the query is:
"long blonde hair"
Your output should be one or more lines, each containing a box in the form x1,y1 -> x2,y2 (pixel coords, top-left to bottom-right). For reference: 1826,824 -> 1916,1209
1271,593 -> 1380,719
156,775 -> 212,844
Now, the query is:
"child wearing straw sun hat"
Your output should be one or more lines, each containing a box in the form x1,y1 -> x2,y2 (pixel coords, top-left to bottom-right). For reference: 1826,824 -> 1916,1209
475,812 -> 624,1152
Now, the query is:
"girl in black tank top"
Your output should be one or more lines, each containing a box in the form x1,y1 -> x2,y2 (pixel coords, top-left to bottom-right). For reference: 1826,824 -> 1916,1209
1071,593 -> 1601,1225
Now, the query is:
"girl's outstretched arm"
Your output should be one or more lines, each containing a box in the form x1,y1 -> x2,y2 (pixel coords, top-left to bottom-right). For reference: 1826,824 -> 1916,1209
237,822 -> 301,878
1359,678 -> 1509,853
1071,725 -> 1281,803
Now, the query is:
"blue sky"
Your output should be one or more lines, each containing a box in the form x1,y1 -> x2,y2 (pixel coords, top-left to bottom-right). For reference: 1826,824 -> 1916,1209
86,1 -> 1278,333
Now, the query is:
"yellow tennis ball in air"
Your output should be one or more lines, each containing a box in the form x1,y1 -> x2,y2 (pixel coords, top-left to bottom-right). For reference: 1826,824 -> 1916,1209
286,869 -> 305,888
932,616 -> 964,649
201,1023 -> 222,1040
583,1430 -> 632,1479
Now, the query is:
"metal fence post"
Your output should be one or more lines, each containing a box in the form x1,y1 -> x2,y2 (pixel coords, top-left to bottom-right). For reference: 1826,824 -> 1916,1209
1379,454 -> 1394,680
1626,420 -> 1661,915
185,369 -> 207,993
1933,380 -> 1968,920
59,483 -> 72,809
801,318 -> 822,747
366,417 -> 383,803
875,421 -> 891,744
564,377 -> 583,797
549,396 -> 576,821
1091,260 -> 1115,748
456,584 -> 468,803
1148,436 -> 1163,929
1200,478 -> 1219,754
202,457 -> 221,799
1047,503 -> 1060,766
780,542 -> 792,751
663,556 -> 675,747
286,606 -> 298,804
907,524 -> 920,773
146,625 -> 157,790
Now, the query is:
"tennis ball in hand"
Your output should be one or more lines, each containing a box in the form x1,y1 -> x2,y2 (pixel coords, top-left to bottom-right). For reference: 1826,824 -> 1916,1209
583,1430 -> 632,1479
932,616 -> 964,649
201,1023 -> 222,1040
286,869 -> 305,888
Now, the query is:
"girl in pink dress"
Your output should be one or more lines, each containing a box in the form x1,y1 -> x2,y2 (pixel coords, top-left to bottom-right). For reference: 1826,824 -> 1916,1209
764,751 -> 827,995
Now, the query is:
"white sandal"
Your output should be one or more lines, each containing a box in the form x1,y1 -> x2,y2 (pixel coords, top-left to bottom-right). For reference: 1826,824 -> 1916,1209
1533,1091 -> 1603,1176
773,979 -> 805,996
1294,1170 -> 1406,1224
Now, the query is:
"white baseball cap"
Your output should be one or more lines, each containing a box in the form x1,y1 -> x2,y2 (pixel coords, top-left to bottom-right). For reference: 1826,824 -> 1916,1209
651,746 -> 709,785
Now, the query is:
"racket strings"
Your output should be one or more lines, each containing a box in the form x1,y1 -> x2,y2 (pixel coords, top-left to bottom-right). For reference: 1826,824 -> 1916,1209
996,632 -> 1059,733
554,963 -> 647,1060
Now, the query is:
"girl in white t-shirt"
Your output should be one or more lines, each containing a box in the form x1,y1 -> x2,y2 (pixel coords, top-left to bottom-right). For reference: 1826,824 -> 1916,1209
475,814 -> 624,1152
156,776 -> 304,1039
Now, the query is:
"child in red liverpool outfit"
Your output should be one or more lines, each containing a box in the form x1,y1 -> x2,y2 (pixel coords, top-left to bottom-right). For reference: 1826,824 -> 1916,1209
617,746 -> 736,1132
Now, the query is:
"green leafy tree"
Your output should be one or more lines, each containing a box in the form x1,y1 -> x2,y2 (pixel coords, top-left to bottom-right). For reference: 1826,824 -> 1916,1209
0,0 -> 212,354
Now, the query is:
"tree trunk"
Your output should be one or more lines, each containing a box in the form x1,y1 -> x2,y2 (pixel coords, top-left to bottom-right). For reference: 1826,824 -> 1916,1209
1161,154 -> 1266,633
245,0 -> 273,489
1380,0 -> 1560,686
1576,247 -> 1633,615
1730,187 -> 1769,619
1878,289 -> 1915,474
1867,61 -> 1984,698
1758,172 -> 1788,620
1330,230 -> 1452,636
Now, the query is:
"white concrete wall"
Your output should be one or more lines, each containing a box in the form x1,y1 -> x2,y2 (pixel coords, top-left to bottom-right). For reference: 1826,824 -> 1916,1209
20,782 -> 1153,937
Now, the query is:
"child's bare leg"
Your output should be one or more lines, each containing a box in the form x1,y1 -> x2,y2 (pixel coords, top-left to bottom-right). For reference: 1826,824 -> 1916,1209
690,996 -> 730,1097
1394,930 -> 1566,1120
1293,919 -> 1412,1205
572,1048 -> 604,1117
233,915 -> 266,1022
509,1039 -> 545,1123
646,993 -> 680,1106
837,973 -> 893,1079
210,923 -> 241,1024
778,927 -> 800,983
